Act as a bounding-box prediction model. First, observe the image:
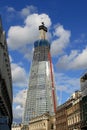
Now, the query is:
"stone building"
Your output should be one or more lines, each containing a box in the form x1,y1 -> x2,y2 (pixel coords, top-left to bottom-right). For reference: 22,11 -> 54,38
11,124 -> 29,130
66,91 -> 82,130
56,91 -> 82,130
56,102 -> 68,130
81,95 -> 87,130
21,124 -> 29,130
29,112 -> 56,130
56,97 -> 73,130
11,124 -> 22,130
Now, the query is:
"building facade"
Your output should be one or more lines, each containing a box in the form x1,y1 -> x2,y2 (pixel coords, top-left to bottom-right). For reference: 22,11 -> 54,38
66,91 -> 82,130
21,124 -> 29,130
80,73 -> 87,129
29,112 -> 56,130
81,95 -> 87,130
23,23 -> 57,124
56,91 -> 82,130
12,124 -> 29,130
56,102 -> 69,130
80,73 -> 87,97
0,17 -> 13,129
12,124 -> 22,130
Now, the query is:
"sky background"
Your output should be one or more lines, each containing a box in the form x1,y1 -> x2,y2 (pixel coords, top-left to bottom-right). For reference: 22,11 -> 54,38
0,0 -> 87,123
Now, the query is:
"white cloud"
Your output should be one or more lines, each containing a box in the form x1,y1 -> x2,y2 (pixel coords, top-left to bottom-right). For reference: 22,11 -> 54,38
6,7 -> 15,12
13,105 -> 23,120
51,24 -> 71,56
57,47 -> 87,70
14,89 -> 27,107
70,47 -> 87,69
56,50 -> 78,70
7,13 -> 51,50
20,46 -> 33,60
55,72 -> 80,104
25,13 -> 51,27
7,11 -> 71,59
74,33 -> 87,44
55,73 -> 80,93
20,5 -> 37,17
11,63 -> 28,87
6,5 -> 37,18
13,89 -> 27,122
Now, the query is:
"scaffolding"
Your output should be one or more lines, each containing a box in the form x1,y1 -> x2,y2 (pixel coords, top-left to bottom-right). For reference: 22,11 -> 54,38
23,24 -> 57,124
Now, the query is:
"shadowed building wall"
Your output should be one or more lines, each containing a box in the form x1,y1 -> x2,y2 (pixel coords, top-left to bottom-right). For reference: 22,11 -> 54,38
0,17 -> 13,129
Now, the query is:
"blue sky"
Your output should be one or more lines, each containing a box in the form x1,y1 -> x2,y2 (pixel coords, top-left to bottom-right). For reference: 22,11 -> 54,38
0,0 -> 87,123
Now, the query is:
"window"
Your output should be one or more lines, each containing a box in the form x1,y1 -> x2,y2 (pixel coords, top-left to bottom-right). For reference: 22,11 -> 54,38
51,124 -> 54,129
